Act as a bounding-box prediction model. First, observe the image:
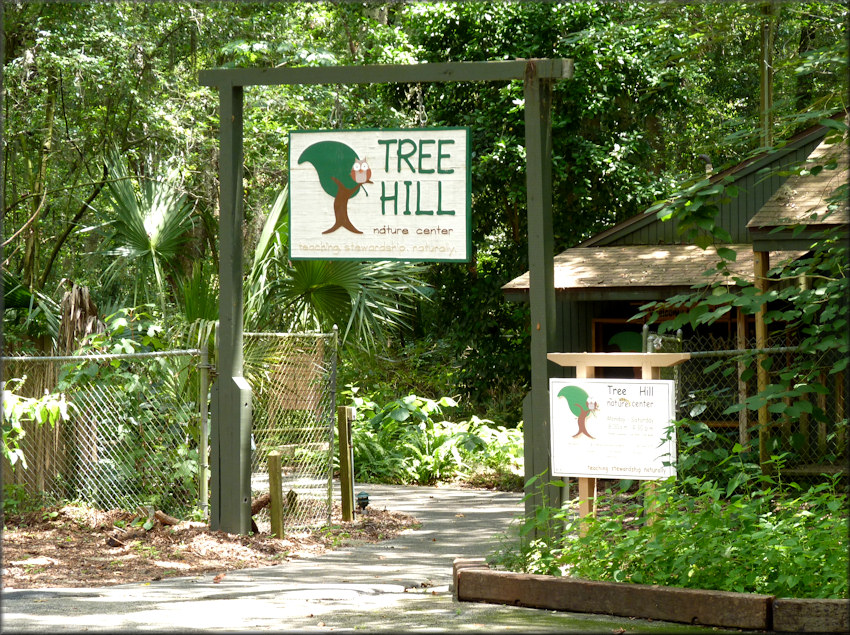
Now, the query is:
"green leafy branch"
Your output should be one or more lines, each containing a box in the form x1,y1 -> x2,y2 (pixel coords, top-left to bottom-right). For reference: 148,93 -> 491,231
2,378 -> 73,469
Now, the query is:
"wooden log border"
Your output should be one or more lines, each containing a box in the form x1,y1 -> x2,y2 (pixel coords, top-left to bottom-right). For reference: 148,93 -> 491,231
453,560 -> 849,632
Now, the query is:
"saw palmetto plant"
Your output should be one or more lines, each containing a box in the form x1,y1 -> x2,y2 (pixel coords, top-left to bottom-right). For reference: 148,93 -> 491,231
101,151 -> 195,315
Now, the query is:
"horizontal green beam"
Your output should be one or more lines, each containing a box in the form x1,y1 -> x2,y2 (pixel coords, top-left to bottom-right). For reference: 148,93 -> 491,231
199,59 -> 573,88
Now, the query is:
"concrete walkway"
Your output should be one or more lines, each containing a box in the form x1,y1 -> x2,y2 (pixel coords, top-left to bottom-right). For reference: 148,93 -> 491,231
1,484 -> 729,633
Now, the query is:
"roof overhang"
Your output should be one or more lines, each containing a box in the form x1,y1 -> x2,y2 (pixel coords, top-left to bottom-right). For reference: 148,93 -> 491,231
579,118 -> 838,249
502,244 -> 807,302
747,133 -> 848,252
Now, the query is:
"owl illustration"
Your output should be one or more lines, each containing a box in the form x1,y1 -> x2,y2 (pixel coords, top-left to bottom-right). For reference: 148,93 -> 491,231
351,159 -> 371,184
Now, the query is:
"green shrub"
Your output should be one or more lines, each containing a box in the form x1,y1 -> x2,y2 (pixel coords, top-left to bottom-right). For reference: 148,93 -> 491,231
495,424 -> 848,599
347,391 -> 523,487
2,378 -> 72,470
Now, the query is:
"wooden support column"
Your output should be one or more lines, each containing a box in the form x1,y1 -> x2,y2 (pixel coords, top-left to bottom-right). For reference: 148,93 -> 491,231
268,451 -> 284,538
524,62 -> 559,518
210,83 -> 253,533
641,362 -> 661,527
736,308 -> 750,446
337,406 -> 356,522
573,362 -> 597,533
754,250 -> 770,472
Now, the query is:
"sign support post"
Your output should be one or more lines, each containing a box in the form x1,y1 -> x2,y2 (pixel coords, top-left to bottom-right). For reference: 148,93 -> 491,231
524,65 -> 560,520
210,83 -> 253,534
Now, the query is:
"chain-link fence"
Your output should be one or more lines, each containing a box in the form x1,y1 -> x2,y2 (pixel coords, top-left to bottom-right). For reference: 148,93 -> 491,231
647,330 -> 847,475
2,350 -> 205,516
3,330 -> 339,527
244,331 -> 337,531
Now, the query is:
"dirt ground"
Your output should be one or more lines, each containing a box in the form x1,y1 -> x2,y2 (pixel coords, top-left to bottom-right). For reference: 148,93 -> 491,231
1,503 -> 419,590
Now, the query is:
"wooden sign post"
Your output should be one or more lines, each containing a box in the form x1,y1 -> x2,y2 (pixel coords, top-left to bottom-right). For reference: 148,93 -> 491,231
547,352 -> 690,534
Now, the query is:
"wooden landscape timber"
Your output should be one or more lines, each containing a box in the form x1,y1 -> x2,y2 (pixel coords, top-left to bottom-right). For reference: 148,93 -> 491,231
453,559 -> 850,632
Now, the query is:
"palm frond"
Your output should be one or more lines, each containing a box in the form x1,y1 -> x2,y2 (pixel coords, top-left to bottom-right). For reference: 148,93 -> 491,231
103,151 -> 194,313
244,187 -> 289,331
1,270 -> 60,343
239,186 -> 431,349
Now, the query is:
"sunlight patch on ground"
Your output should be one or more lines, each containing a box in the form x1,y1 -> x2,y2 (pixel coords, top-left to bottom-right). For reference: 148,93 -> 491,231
153,560 -> 191,569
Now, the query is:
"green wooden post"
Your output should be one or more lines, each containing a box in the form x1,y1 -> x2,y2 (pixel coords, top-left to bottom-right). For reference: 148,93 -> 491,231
267,450 -> 284,538
210,83 -> 253,533
523,64 -> 562,518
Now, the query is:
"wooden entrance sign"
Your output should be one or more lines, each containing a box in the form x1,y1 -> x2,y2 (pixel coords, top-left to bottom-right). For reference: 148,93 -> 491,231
547,352 -> 690,533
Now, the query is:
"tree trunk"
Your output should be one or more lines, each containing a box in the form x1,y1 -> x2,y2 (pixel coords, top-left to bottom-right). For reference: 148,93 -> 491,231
21,76 -> 58,290
795,20 -> 816,113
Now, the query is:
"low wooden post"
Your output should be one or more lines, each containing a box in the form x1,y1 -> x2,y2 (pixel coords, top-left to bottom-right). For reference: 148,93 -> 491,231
736,308 -> 750,446
337,406 -> 356,522
267,450 -> 284,538
577,476 -> 596,537
641,362 -> 662,528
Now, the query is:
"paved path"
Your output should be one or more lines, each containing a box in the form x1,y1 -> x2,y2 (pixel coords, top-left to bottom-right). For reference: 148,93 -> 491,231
2,484 -> 725,633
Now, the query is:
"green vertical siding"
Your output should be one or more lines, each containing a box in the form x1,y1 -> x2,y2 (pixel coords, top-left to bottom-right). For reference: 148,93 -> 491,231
604,136 -> 823,247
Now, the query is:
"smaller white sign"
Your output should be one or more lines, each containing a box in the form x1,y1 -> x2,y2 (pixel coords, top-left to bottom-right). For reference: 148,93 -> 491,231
549,378 -> 676,480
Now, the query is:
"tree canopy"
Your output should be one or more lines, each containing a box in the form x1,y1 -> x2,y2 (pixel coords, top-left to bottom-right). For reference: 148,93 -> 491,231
2,1 -> 847,420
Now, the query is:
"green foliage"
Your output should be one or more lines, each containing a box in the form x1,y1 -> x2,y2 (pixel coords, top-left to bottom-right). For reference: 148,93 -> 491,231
346,391 -> 523,487
635,120 -> 848,468
100,151 -> 196,314
1,483 -> 59,517
338,336 -> 459,410
241,186 -> 431,352
2,271 -> 61,344
1,378 -> 72,469
402,1 -> 785,416
55,308 -> 200,514
422,246 -> 531,425
497,430 -> 848,599
4,1 -> 844,429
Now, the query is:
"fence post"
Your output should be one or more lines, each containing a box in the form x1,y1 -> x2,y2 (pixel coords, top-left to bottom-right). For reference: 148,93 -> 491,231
754,250 -> 771,473
268,450 -> 284,538
338,406 -> 356,522
199,347 -> 210,518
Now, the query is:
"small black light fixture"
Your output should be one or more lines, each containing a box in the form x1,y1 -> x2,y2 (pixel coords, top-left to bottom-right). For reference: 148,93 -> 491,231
356,491 -> 370,511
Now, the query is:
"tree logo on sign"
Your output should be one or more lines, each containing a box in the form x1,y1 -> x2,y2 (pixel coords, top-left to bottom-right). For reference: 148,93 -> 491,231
557,385 -> 599,439
298,140 -> 373,234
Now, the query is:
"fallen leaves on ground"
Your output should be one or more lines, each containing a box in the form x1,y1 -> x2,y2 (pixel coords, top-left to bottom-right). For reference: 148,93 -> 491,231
2,503 -> 419,589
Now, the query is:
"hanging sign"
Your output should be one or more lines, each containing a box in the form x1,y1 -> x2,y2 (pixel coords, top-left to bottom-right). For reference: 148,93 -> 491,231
549,378 -> 677,480
289,128 -> 471,262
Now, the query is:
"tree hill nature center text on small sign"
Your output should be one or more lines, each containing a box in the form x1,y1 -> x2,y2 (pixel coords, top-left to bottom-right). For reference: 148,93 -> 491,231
550,378 -> 677,480
289,128 -> 471,262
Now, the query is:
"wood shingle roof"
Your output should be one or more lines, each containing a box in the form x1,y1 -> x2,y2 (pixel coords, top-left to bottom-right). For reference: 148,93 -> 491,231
501,244 -> 806,299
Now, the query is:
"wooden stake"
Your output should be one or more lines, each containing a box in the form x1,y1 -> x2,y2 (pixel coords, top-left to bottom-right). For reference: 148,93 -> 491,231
737,308 -> 749,446
754,250 -> 771,472
268,450 -> 283,538
338,406 -> 356,522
